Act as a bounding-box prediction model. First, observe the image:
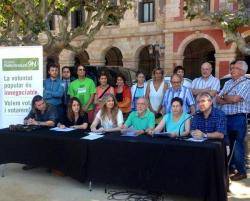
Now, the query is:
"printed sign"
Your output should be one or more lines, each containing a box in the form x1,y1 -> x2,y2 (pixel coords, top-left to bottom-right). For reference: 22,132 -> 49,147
0,46 -> 43,128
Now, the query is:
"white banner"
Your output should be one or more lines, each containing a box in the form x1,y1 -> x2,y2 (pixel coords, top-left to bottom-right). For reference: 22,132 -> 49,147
0,46 -> 43,128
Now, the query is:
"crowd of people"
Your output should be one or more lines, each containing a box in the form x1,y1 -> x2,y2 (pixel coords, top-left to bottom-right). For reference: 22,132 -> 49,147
23,60 -> 250,181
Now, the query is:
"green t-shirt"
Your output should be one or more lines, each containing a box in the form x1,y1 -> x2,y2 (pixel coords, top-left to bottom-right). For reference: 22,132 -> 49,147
68,77 -> 96,111
125,110 -> 155,130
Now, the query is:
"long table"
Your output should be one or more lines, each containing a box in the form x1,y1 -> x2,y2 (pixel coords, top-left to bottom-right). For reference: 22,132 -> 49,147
0,128 -> 227,201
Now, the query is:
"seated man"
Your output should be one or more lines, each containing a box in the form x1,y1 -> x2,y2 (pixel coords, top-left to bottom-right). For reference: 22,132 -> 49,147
191,92 -> 226,139
121,97 -> 155,135
22,95 -> 57,170
24,95 -> 57,127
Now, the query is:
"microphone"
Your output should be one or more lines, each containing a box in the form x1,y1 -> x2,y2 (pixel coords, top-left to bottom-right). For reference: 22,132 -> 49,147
177,111 -> 200,138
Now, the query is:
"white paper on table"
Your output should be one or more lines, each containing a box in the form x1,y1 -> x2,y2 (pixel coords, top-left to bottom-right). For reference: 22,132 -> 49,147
81,133 -> 104,140
121,127 -> 137,137
88,132 -> 104,135
50,127 -> 76,132
185,137 -> 207,142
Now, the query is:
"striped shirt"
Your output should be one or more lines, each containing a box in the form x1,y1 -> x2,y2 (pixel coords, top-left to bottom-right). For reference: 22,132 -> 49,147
162,86 -> 195,114
218,76 -> 250,115
191,75 -> 220,92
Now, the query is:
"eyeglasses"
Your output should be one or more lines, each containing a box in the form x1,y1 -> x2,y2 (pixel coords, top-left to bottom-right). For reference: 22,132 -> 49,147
78,69 -> 85,71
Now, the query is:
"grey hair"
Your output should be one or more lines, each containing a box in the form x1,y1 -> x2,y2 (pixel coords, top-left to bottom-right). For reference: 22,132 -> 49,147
137,97 -> 148,106
236,60 -> 248,74
201,62 -> 212,69
197,92 -> 213,102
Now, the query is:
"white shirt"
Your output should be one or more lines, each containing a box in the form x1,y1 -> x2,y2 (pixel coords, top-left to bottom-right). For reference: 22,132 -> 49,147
96,109 -> 123,129
149,80 -> 165,111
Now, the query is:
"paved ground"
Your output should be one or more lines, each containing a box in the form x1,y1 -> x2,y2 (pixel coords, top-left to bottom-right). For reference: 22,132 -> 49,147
0,163 -> 249,201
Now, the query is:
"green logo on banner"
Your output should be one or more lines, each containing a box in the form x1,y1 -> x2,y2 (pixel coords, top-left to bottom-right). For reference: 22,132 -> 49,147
2,58 -> 39,71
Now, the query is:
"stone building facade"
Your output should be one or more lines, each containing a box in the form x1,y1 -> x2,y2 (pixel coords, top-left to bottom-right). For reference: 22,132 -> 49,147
55,0 -> 250,79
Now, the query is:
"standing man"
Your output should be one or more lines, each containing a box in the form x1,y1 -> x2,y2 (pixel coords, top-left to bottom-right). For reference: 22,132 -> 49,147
61,66 -> 74,116
192,62 -> 220,98
43,63 -> 64,118
216,60 -> 250,181
68,65 -> 96,122
162,74 -> 195,114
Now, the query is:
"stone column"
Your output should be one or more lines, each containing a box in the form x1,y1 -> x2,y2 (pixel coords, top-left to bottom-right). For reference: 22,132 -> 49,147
215,51 -> 236,78
59,50 -> 75,68
163,32 -> 174,75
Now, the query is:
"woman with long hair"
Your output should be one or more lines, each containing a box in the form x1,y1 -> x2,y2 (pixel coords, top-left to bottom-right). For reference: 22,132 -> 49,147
149,97 -> 190,138
94,71 -> 114,113
58,97 -> 88,129
91,94 -> 123,132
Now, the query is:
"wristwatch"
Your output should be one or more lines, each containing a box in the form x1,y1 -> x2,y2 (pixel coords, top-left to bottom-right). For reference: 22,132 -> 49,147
203,133 -> 208,138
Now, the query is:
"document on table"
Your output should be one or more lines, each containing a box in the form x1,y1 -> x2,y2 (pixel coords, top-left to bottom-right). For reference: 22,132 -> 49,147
81,133 -> 104,140
185,137 -> 207,142
50,127 -> 75,132
121,127 -> 137,137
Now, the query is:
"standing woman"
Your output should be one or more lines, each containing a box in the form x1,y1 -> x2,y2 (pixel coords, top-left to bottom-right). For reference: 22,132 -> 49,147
91,94 -> 123,132
94,72 -> 114,113
114,74 -> 131,118
146,68 -> 168,119
131,71 -> 147,111
57,97 -> 88,129
149,97 -> 190,138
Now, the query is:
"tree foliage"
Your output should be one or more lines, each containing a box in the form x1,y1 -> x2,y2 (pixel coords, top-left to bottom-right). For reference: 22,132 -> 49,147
183,0 -> 250,55
0,0 -> 132,56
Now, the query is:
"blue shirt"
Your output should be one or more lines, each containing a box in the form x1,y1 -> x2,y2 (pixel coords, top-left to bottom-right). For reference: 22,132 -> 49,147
162,86 -> 195,114
131,86 -> 145,111
164,112 -> 190,135
191,107 -> 226,135
218,76 -> 250,115
43,78 -> 64,106
24,104 -> 58,123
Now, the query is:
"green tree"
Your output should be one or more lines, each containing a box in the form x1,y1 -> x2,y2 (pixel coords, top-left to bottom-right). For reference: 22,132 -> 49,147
0,0 -> 132,56
183,0 -> 250,55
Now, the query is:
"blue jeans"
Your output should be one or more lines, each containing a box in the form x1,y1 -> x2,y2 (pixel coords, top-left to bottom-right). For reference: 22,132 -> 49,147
227,114 -> 247,174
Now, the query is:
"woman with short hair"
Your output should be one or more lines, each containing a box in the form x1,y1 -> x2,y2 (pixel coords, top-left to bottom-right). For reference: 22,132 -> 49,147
114,74 -> 131,118
94,71 -> 114,113
146,68 -> 168,121
149,97 -> 190,138
131,71 -> 147,111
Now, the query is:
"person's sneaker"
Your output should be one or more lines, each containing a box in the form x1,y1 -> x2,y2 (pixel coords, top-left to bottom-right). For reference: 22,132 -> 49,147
22,165 -> 37,170
230,173 -> 247,181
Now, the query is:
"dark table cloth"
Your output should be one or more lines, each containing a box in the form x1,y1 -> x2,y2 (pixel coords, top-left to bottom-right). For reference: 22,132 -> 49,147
86,133 -> 227,201
0,129 -> 227,201
0,128 -> 88,182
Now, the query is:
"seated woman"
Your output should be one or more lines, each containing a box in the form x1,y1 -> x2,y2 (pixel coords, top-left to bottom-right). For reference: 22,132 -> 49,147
91,94 -> 123,132
149,97 -> 190,138
57,97 -> 88,129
